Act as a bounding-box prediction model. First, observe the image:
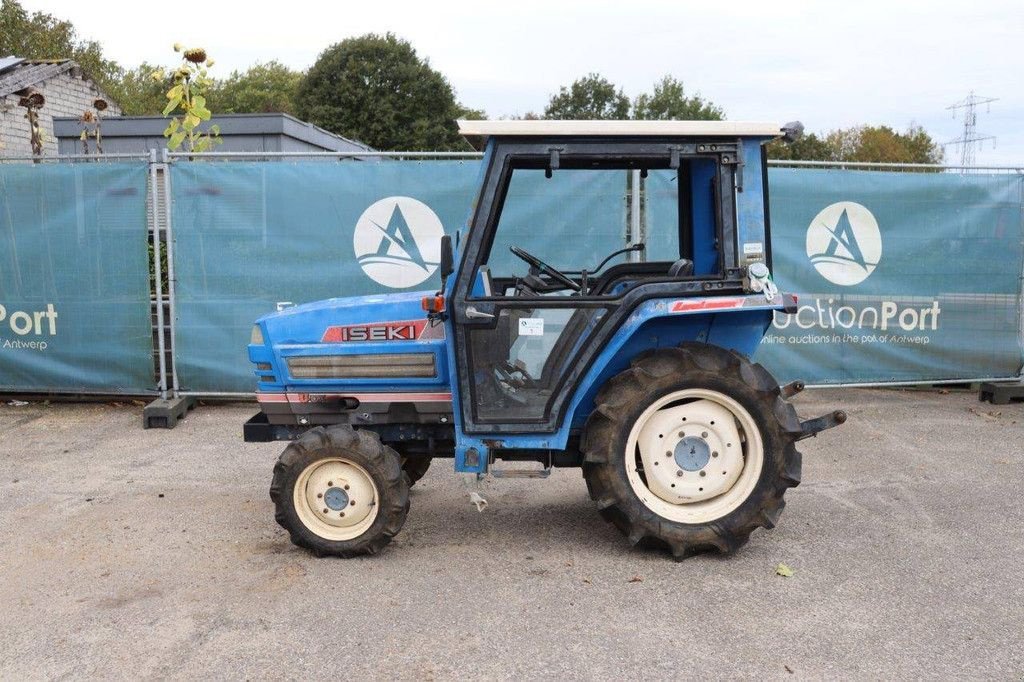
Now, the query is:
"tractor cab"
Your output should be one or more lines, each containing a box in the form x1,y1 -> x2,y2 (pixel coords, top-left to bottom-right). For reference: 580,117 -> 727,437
247,120 -> 845,560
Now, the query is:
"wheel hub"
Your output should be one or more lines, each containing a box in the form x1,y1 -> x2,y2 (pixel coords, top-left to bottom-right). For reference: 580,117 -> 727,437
323,486 -> 349,511
674,436 -> 710,471
635,397 -> 746,504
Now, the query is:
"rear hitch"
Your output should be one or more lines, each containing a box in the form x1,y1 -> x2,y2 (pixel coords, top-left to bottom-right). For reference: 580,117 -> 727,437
797,410 -> 847,440
780,380 -> 805,399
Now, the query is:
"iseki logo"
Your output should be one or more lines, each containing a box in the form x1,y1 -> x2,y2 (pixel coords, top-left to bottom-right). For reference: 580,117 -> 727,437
322,320 -> 427,343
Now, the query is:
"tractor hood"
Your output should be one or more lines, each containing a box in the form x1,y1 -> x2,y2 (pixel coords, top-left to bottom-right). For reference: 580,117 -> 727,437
257,290 -> 433,345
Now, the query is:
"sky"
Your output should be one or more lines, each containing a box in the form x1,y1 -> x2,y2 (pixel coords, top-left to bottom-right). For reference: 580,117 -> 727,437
21,0 -> 1024,164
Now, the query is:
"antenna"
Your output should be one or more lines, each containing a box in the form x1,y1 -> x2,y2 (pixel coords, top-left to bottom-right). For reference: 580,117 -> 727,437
945,91 -> 998,167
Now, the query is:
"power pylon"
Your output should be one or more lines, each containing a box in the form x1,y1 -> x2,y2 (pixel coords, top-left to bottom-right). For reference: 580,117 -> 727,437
946,92 -> 998,166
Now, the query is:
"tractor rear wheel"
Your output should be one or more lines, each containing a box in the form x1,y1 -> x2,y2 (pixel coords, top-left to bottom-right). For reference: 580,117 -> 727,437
581,342 -> 803,559
270,425 -> 409,557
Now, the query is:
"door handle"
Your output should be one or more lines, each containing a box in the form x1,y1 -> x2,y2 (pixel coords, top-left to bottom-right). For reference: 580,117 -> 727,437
465,306 -> 495,319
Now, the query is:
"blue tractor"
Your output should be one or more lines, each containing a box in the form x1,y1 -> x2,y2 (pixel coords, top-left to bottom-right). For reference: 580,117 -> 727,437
244,120 -> 845,559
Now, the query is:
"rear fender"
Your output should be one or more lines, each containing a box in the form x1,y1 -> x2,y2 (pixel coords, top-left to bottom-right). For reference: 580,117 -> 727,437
565,300 -> 781,432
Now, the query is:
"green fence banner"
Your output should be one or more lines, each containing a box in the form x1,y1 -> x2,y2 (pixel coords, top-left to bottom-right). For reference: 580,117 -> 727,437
757,169 -> 1024,384
0,162 -> 154,393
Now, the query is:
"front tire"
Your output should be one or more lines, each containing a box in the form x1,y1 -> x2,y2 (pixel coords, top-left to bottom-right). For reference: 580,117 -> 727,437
270,425 -> 409,557
581,343 -> 803,559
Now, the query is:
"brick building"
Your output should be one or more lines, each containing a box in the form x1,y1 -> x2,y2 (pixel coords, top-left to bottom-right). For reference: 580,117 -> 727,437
0,56 -> 121,157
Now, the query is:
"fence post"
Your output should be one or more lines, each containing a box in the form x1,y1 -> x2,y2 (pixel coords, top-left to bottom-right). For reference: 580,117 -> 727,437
160,148 -> 182,398
141,149 -> 194,427
147,149 -> 168,400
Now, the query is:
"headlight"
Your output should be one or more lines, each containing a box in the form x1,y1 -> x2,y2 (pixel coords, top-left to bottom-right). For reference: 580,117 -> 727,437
250,325 -> 264,345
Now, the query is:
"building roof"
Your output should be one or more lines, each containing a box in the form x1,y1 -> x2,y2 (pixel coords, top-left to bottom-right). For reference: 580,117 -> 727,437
52,112 -> 375,153
0,57 -> 77,99
458,119 -> 789,145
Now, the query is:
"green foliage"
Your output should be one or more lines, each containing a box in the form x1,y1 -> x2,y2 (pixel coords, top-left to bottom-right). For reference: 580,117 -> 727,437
296,33 -> 471,151
767,124 -> 944,164
543,73 -> 630,120
108,62 -> 168,115
158,44 -> 222,153
632,76 -> 723,121
764,132 -> 834,161
541,73 -> 723,122
0,0 -> 120,95
210,61 -> 303,115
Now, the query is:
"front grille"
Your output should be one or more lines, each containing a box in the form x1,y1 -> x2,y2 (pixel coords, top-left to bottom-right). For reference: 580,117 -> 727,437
287,353 -> 436,379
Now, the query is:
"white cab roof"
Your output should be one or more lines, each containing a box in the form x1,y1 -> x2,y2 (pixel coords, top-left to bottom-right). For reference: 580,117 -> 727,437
458,119 -> 786,143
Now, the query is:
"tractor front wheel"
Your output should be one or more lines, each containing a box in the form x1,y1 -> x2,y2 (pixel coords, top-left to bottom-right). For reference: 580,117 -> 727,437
581,343 -> 803,559
270,425 -> 409,557
400,456 -> 432,486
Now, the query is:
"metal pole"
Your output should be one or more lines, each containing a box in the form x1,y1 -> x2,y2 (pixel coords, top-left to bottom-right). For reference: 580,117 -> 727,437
166,150 -> 483,159
766,159 -> 1024,173
148,149 -> 168,399
630,169 -> 642,262
160,148 -> 182,397
1018,226 -> 1024,379
0,153 -> 149,162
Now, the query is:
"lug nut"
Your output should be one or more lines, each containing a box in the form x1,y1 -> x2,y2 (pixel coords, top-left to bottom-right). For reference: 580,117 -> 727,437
350,500 -> 356,506
712,451 -> 719,458
701,431 -> 708,438
328,481 -> 333,486
317,493 -> 323,499
344,484 -> 350,490
665,451 -> 672,457
699,471 -> 706,477
339,511 -> 345,517
322,507 -> 328,514
676,470 -> 684,477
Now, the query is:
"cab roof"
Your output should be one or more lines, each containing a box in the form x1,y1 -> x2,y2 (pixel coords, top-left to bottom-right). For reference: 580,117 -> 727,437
458,119 -> 788,147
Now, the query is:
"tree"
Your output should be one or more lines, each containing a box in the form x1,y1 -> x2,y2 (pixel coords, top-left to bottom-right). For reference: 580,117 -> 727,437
764,132 -> 833,161
296,33 -> 470,151
766,124 -> 944,164
543,73 -> 630,120
108,62 -> 167,115
830,124 -> 943,164
0,0 -> 120,98
632,76 -> 723,121
211,61 -> 303,115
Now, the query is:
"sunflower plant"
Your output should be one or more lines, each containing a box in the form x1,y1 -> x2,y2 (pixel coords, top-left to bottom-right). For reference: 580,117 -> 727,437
154,44 -> 222,153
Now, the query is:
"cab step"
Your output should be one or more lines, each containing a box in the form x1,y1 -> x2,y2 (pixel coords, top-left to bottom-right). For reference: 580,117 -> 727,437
490,462 -> 552,479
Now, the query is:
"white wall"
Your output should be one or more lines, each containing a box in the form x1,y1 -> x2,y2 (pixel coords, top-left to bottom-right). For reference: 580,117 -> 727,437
0,67 -> 121,157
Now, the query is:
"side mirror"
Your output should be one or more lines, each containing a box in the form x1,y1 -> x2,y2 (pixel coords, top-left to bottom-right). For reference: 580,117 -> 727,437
782,121 -> 804,143
440,235 -> 454,279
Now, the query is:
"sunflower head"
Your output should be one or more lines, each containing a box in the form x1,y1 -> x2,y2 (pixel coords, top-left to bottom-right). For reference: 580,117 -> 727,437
184,47 -> 207,64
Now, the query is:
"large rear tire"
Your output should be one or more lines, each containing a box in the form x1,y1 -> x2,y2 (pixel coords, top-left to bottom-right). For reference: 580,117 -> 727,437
581,342 -> 803,559
270,425 -> 409,557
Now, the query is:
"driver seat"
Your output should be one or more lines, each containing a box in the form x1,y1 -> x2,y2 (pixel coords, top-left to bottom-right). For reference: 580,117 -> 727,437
668,258 -> 694,278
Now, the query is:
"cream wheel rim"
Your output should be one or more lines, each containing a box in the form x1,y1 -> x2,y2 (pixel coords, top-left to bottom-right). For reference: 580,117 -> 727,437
293,458 -> 379,541
625,388 -> 764,524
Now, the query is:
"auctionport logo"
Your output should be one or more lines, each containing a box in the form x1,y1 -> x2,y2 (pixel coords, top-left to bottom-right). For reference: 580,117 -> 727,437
353,196 -> 444,289
0,303 -> 58,351
806,201 -> 881,286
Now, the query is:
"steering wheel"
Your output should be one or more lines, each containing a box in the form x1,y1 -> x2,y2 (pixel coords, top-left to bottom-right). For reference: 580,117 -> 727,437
509,246 -> 580,291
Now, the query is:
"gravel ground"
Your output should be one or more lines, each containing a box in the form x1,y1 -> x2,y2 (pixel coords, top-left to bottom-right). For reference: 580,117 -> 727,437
0,388 -> 1021,680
